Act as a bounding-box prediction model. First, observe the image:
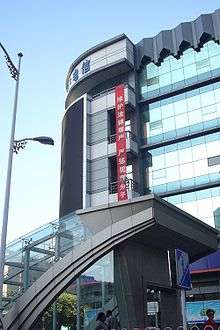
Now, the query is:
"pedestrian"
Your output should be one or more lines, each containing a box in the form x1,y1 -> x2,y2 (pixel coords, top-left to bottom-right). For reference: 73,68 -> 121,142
105,310 -> 120,330
95,311 -> 108,330
203,309 -> 218,330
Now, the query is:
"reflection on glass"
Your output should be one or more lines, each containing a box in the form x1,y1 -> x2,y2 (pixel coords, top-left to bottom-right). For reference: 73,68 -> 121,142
76,252 -> 115,329
146,133 -> 220,194
141,82 -> 220,145
139,40 -> 220,100
165,187 -> 220,227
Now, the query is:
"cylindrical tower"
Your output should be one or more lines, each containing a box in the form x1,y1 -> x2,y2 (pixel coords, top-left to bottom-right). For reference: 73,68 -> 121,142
60,34 -> 139,217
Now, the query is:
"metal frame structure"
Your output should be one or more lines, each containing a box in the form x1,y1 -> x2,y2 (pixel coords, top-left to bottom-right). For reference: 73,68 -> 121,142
2,212 -> 90,314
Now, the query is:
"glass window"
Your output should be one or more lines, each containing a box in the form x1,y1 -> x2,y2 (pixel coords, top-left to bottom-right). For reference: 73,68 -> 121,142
206,140 -> 220,158
146,133 -> 220,195
210,55 -> 220,70
139,41 -> 220,101
166,166 -> 179,181
184,64 -> 196,79
179,148 -> 192,164
196,58 -> 210,71
164,187 -> 220,227
170,56 -> 183,70
196,46 -> 209,61
153,169 -> 166,179
180,163 -> 194,180
150,108 -> 161,121
158,57 -> 171,74
194,159 -> 207,176
146,62 -> 159,78
163,117 -> 175,132
171,68 -> 184,84
181,191 -> 196,202
174,97 -> 187,115
159,73 -> 171,87
214,86 -> 220,103
186,92 -> 201,110
188,108 -> 202,125
182,48 -> 195,66
192,144 -> 206,161
152,154 -> 165,170
175,113 -> 189,129
161,102 -> 174,118
200,89 -> 215,107
208,41 -> 220,56
165,150 -> 179,167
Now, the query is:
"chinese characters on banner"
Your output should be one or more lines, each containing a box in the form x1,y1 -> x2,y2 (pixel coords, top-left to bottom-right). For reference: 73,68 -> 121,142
115,85 -> 128,201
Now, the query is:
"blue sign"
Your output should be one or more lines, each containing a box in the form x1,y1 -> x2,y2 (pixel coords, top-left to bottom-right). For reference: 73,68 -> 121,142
175,248 -> 192,290
72,68 -> 79,82
186,300 -> 220,324
82,59 -> 90,74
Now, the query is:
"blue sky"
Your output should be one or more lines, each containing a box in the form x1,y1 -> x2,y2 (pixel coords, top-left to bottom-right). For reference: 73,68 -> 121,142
1,0 -> 220,242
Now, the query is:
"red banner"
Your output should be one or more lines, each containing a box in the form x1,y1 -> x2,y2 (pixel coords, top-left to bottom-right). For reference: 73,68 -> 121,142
115,84 -> 127,201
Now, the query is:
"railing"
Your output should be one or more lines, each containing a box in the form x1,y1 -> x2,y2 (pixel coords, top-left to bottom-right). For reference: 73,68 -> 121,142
108,130 -> 136,144
109,178 -> 138,194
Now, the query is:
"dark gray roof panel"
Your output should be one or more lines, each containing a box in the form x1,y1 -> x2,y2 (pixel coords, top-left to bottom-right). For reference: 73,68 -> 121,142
174,22 -> 194,53
213,9 -> 220,39
136,9 -> 220,68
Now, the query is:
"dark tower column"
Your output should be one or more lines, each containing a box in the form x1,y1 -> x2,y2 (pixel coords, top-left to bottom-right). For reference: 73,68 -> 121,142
60,98 -> 84,217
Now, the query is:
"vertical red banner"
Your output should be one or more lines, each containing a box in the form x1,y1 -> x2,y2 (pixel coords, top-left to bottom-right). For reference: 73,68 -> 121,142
115,84 -> 127,201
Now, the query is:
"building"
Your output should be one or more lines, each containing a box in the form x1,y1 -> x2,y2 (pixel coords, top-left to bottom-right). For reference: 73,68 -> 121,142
59,8 -> 220,329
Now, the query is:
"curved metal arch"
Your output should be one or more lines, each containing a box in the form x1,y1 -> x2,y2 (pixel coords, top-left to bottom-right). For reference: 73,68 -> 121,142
3,208 -> 154,329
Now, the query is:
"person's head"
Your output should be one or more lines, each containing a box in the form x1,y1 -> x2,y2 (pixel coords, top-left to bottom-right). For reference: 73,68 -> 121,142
206,309 -> 215,320
96,312 -> 106,322
106,310 -> 112,317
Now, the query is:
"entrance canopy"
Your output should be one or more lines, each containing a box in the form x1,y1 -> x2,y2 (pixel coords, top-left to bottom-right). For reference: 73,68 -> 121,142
3,194 -> 218,329
78,194 -> 218,261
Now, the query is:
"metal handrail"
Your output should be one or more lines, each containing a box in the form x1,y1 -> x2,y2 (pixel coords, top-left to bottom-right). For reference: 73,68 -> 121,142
108,130 -> 136,144
109,178 -> 138,194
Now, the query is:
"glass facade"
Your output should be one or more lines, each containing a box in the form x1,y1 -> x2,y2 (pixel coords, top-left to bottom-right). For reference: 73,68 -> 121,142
147,133 -> 220,195
165,187 -> 220,227
140,40 -> 220,230
3,212 -> 91,312
142,82 -> 220,145
77,252 -> 115,328
140,41 -> 220,100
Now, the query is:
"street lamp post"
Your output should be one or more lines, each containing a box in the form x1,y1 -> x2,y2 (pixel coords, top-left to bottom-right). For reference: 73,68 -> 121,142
0,44 -> 54,311
13,136 -> 54,153
0,52 -> 23,309
0,135 -> 54,310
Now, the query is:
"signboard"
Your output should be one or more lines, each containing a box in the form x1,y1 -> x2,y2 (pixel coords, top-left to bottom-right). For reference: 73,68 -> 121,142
115,84 -> 127,201
69,59 -> 90,86
147,301 -> 159,315
186,300 -> 220,324
175,248 -> 191,290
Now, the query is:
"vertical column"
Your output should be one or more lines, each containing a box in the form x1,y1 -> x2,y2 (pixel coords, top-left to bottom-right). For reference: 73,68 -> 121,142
23,247 -> 30,291
114,244 -> 145,329
76,278 -> 81,330
160,289 -> 183,329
